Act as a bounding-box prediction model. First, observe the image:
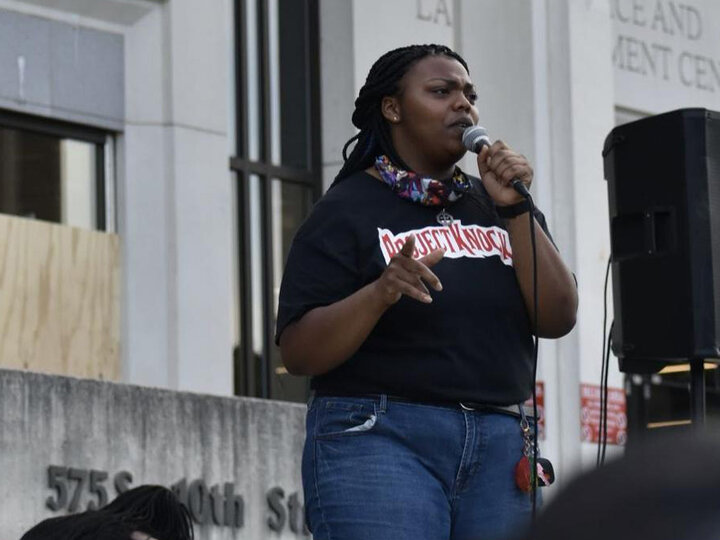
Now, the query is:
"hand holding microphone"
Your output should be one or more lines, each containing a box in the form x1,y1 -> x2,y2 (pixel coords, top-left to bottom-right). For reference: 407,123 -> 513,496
462,126 -> 533,206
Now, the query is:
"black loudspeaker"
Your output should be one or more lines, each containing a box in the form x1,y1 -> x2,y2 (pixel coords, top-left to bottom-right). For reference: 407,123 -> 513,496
603,108 -> 720,370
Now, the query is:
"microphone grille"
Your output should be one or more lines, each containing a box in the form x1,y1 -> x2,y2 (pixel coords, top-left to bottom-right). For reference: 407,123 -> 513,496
462,125 -> 490,152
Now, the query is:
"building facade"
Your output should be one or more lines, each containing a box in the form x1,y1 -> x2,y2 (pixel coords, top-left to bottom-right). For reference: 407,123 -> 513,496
1,0 -> 719,538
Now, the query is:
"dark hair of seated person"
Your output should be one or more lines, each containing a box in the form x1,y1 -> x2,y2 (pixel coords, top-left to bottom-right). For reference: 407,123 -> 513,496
20,485 -> 193,540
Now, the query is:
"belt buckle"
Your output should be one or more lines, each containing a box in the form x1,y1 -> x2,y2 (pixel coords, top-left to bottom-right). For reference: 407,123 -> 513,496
459,402 -> 476,411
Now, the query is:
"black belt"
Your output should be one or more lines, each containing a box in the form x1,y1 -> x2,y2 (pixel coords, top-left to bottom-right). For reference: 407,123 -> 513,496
312,392 -> 536,420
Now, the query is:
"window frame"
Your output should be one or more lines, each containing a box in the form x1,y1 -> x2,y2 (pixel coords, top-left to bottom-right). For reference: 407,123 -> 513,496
0,108 -> 112,231
231,0 -> 322,399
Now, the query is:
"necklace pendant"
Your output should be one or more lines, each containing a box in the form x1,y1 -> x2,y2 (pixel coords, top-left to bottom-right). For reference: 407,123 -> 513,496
436,209 -> 454,226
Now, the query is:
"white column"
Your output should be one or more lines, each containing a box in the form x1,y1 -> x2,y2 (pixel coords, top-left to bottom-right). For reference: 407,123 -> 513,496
545,0 -> 617,473
121,0 -> 234,395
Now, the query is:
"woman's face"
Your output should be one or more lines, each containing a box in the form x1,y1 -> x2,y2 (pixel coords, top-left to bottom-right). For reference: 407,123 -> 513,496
384,55 -> 480,177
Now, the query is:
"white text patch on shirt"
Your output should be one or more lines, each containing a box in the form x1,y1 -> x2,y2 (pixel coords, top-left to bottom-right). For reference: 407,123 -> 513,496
377,220 -> 513,266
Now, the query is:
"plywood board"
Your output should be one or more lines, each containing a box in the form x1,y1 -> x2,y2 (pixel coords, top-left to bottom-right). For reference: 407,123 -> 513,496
0,215 -> 120,380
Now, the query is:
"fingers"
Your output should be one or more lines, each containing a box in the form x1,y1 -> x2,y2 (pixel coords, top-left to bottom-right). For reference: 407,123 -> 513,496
477,145 -> 490,175
400,234 -> 416,257
479,140 -> 533,188
388,260 -> 427,290
393,279 -> 434,304
391,251 -> 443,292
420,248 -> 445,272
378,238 -> 444,305
494,156 -> 532,185
478,140 -> 510,179
381,262 -> 432,303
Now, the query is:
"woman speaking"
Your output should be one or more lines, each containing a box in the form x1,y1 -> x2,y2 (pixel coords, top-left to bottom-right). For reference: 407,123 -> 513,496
275,44 -> 577,540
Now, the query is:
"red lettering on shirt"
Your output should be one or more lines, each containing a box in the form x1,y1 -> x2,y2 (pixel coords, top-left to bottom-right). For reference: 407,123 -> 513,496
377,222 -> 512,267
486,230 -> 500,252
431,229 -> 447,251
440,229 -> 457,253
449,223 -> 472,253
462,228 -> 481,252
421,230 -> 436,251
415,233 -> 430,256
475,228 -> 493,251
498,232 -> 513,261
381,233 -> 398,259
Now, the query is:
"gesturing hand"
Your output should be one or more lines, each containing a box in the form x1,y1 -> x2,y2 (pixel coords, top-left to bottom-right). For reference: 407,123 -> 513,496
373,235 -> 445,306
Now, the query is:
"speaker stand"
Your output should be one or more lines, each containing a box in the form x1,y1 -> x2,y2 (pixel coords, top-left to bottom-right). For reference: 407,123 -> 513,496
690,358 -> 706,428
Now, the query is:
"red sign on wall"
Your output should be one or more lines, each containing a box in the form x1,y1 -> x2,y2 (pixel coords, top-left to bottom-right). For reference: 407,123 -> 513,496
580,383 -> 627,446
523,382 -> 545,440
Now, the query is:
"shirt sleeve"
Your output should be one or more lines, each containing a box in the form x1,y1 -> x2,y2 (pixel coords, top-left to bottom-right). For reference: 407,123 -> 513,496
274,197 -> 363,344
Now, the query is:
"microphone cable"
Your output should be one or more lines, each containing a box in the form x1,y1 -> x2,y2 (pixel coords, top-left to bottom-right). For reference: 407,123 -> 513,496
462,129 -> 540,514
601,322 -> 613,464
470,185 -> 540,515
468,176 -> 540,513
597,256 -> 613,466
520,192 -> 541,518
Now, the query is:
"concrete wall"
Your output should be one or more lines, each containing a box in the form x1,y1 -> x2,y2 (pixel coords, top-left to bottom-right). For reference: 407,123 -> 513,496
0,7 -> 124,130
0,369 -> 306,540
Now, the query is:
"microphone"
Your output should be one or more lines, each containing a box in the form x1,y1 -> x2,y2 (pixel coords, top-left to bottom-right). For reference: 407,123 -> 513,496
462,125 -> 531,199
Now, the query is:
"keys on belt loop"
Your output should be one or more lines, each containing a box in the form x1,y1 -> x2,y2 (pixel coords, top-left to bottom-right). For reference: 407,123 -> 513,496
514,404 -> 555,491
518,404 -> 530,433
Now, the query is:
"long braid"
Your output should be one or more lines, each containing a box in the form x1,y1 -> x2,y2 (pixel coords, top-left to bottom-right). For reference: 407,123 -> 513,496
332,44 -> 469,186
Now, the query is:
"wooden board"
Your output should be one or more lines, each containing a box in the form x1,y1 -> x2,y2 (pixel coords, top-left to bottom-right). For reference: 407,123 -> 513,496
0,215 -> 120,380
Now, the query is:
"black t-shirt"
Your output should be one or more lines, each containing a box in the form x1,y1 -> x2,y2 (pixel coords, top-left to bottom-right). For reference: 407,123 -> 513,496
276,170 -> 553,405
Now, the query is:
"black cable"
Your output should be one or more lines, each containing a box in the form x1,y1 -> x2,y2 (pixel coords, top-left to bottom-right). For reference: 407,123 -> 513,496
599,335 -> 608,464
601,324 -> 614,464
525,195 -> 539,518
597,256 -> 611,466
599,326 -> 609,464
469,184 -> 539,513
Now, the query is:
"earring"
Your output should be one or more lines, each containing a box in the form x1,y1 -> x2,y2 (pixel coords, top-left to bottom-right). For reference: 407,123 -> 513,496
394,116 -> 399,122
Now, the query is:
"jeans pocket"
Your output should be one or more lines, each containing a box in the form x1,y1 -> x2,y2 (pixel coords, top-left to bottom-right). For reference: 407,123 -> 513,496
315,399 -> 378,439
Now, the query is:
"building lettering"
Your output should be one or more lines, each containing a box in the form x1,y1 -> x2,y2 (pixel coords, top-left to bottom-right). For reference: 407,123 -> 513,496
416,0 -> 452,26
44,465 -> 307,535
611,0 -> 720,93
613,35 -> 672,79
611,0 -> 702,39
267,486 -> 309,535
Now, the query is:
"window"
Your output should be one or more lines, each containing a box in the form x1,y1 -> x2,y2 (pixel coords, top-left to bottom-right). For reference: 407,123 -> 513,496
231,0 -> 321,401
0,110 -> 113,231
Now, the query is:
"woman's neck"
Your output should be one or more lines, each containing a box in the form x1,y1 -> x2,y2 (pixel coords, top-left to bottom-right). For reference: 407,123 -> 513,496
388,156 -> 455,180
394,153 -> 455,180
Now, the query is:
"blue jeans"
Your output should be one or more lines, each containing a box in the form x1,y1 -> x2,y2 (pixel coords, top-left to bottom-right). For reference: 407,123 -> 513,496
302,395 -> 539,540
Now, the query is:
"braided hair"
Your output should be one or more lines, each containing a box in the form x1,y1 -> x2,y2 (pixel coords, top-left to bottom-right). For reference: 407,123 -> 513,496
333,44 -> 470,186
20,485 -> 194,540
